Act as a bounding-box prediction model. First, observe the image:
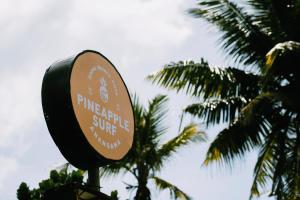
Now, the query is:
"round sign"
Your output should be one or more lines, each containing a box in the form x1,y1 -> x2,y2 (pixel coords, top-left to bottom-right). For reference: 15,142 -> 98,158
70,52 -> 134,160
42,50 -> 134,169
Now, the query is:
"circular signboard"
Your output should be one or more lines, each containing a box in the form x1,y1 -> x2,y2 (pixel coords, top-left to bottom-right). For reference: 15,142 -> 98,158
42,50 -> 134,169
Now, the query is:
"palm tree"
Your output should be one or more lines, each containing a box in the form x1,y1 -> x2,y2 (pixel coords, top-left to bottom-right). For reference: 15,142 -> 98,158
147,1 -> 300,199
100,94 -> 206,200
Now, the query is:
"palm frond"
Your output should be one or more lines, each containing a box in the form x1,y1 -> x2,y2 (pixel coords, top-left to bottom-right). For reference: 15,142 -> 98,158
132,93 -> 145,122
152,176 -> 191,200
185,96 -> 248,126
189,0 -> 273,66
275,121 -> 300,200
204,117 -> 268,168
249,129 -> 278,199
144,95 -> 169,142
147,60 -> 260,100
99,161 -> 130,179
158,124 -> 206,164
204,92 -> 277,167
131,94 -> 169,161
250,111 -> 298,199
269,131 -> 288,198
133,95 -> 169,169
247,0 -> 287,41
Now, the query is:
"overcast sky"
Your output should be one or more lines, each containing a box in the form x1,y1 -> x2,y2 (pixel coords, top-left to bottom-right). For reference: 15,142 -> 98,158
0,0 -> 274,199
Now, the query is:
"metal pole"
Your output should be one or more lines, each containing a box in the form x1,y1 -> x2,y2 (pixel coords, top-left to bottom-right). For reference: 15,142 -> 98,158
87,167 -> 100,191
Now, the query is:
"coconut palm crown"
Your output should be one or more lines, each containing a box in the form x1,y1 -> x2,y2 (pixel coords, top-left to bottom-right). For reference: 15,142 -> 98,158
148,0 -> 300,199
100,94 -> 206,200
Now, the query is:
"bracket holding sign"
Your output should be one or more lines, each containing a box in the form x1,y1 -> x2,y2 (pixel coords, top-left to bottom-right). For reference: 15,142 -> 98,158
42,50 -> 135,170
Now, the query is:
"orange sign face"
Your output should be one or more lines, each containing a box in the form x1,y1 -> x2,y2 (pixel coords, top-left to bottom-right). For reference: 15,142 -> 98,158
70,52 -> 134,160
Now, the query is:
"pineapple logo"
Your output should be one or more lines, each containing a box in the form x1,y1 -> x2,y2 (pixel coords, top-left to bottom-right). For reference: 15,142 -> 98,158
99,77 -> 108,103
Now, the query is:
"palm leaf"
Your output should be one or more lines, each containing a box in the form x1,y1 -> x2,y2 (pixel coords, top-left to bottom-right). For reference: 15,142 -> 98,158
204,92 -> 277,167
185,96 -> 248,126
276,121 -> 300,200
147,60 -> 260,100
158,124 -> 206,164
152,176 -> 191,200
247,0 -> 288,41
100,161 -> 132,179
249,129 -> 278,199
189,0 -> 273,66
269,129 -> 288,198
249,111 -> 298,199
204,118 -> 267,168
144,94 -> 169,140
137,95 -> 169,169
131,93 -> 146,127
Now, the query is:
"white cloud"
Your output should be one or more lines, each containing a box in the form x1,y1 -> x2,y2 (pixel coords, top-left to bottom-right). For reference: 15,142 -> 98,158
67,0 -> 191,47
0,156 -> 18,190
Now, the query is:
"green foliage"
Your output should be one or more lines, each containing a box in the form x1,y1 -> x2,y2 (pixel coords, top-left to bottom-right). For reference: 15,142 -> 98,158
147,60 -> 260,100
17,182 -> 31,200
148,0 -> 300,199
189,0 -> 273,66
110,190 -> 119,200
101,94 -> 206,200
152,176 -> 191,200
16,168 -> 83,200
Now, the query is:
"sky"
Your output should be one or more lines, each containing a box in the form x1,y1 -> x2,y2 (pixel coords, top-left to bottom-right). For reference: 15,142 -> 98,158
0,0 -> 275,199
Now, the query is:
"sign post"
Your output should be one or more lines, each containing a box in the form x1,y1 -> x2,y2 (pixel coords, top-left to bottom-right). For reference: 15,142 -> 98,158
87,167 -> 100,191
42,50 -> 135,194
